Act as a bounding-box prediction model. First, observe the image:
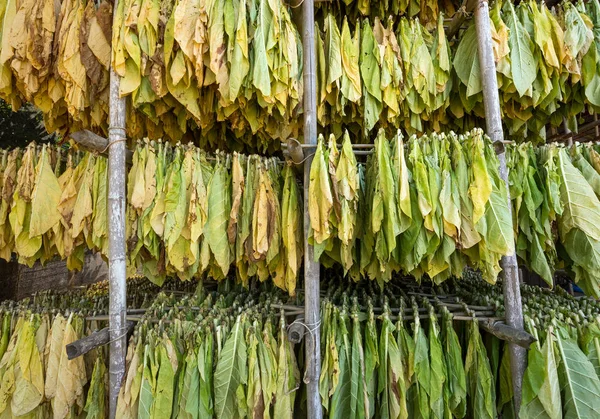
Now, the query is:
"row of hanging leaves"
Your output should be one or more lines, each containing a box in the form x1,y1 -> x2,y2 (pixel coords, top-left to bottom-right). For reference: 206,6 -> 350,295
454,0 -> 600,143
0,306 -> 106,419
309,128 -> 514,286
0,0 -> 302,151
457,271 -> 600,418
0,141 -> 303,295
315,13 -> 456,138
315,0 -> 600,142
0,276 -> 186,419
2,0 -> 600,148
315,0 -> 460,29
0,277 -> 300,419
309,126 -> 600,296
507,141 -> 600,298
317,276 -> 509,419
115,284 -> 300,419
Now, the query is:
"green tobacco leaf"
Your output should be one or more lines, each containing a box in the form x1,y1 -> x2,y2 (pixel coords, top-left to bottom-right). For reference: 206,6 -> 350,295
538,333 -> 561,419
330,312 -> 352,419
350,313 -> 367,419
229,0 -> 250,99
443,315 -> 466,418
214,317 -> 247,419
325,14 -> 342,87
465,321 -> 496,419
152,343 -> 175,419
205,161 -> 233,277
484,170 -> 515,256
556,331 -> 600,419
453,26 -> 481,97
428,311 -> 446,419
84,357 -> 106,419
505,1 -> 537,96
557,148 -> 600,242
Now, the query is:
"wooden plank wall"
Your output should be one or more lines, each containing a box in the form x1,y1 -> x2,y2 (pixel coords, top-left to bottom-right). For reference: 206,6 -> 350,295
0,253 -> 108,301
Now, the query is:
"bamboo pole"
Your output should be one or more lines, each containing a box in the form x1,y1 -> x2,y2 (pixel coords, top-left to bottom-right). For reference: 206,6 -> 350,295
473,0 -> 527,412
301,0 -> 322,416
108,1 -> 128,415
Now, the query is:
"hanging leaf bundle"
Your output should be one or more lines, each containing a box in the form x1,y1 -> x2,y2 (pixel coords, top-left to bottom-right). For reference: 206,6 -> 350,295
310,128 -> 514,285
454,0 -> 600,143
126,142 -> 303,293
0,0 -> 113,137
0,301 -> 107,419
0,143 -> 98,271
0,141 -> 303,295
116,283 -> 300,419
318,276 -> 510,419
316,13 -> 456,139
457,271 -> 600,418
113,0 -> 303,148
0,0 -> 303,150
507,141 -> 600,297
316,0 -> 459,29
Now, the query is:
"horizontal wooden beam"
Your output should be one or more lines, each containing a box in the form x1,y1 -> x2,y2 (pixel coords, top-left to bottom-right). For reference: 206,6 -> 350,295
70,130 -> 133,164
66,321 -> 135,360
480,320 -> 536,348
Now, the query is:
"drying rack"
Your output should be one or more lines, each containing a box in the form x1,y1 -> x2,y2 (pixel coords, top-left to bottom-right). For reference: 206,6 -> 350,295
54,0 -> 530,415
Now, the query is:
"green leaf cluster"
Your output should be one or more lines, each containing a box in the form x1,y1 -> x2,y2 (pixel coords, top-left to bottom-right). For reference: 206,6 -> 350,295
316,14 -> 453,138
458,271 -> 600,419
319,284 -> 504,419
455,0 -> 600,144
508,142 -> 600,297
116,284 -> 300,419
310,128 -> 514,285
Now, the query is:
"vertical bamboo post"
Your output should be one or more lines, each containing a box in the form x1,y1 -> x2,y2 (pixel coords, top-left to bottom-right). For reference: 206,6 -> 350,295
301,0 -> 322,417
474,0 -> 526,412
108,1 -> 127,416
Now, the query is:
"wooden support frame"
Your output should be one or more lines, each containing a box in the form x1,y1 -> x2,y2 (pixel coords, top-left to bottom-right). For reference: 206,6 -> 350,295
474,0 -> 527,411
107,1 -> 128,416
301,0 -> 322,416
66,0 -> 533,416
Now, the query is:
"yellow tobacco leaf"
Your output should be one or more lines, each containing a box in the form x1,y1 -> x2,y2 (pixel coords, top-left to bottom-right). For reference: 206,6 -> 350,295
87,15 -> 111,69
228,153 -> 245,244
252,169 -> 270,259
53,315 -> 86,419
71,156 -> 95,239
130,147 -> 147,211
44,314 -> 66,400
309,137 -> 334,244
11,319 -> 44,417
29,145 -> 61,238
